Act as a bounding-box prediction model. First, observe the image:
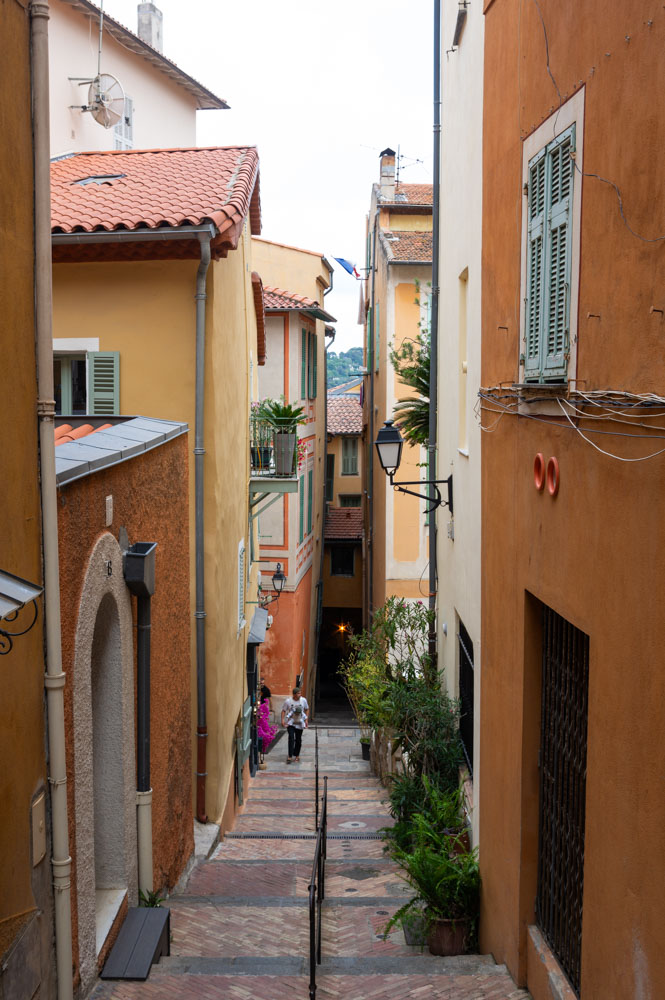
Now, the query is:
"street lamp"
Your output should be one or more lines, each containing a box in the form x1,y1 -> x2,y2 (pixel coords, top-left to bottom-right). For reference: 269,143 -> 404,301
374,419 -> 453,514
260,562 -> 286,607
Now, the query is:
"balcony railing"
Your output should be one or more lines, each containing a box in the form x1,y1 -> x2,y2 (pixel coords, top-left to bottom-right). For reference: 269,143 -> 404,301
250,415 -> 300,479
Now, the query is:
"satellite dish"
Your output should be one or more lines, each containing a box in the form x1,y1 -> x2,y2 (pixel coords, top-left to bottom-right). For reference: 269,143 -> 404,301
87,74 -> 125,129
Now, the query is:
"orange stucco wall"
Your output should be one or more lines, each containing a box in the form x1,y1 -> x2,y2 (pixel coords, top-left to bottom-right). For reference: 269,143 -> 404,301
0,6 -> 54,993
480,3 -> 665,997
260,566 -> 313,700
58,436 -> 193,980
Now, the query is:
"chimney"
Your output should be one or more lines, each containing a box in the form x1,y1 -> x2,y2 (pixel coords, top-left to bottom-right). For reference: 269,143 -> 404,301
379,147 -> 396,202
137,2 -> 163,52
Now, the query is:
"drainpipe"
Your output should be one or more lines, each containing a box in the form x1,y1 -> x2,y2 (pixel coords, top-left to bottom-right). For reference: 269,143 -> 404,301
123,542 -> 158,894
428,0 -> 442,662
195,232 -> 211,823
368,209 -> 379,624
31,3 -> 74,998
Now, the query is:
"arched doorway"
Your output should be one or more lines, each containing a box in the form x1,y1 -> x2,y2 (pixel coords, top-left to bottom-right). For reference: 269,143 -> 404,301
72,533 -> 136,992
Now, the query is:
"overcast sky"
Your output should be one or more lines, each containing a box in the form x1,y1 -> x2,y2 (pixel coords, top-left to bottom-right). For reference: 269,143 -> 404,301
102,0 -> 433,352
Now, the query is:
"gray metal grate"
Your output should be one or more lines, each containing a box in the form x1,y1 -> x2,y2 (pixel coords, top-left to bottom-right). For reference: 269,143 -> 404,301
536,605 -> 589,997
225,832 -> 383,841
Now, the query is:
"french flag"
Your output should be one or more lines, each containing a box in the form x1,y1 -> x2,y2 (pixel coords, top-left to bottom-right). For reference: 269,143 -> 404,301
333,257 -> 361,279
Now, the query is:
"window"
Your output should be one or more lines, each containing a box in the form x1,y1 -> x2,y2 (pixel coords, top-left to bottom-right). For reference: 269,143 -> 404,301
457,619 -> 474,774
330,545 -> 354,576
53,350 -> 119,415
325,454 -> 335,502
339,495 -> 361,507
341,437 -> 358,475
524,125 -> 574,382
114,96 -> 134,150
520,92 -> 583,386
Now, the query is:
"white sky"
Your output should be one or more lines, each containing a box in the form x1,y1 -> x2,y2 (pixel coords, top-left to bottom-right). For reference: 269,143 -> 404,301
102,0 -> 433,352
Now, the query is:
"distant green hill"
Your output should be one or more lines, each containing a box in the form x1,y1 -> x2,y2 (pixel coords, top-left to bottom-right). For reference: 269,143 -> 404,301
327,347 -> 364,387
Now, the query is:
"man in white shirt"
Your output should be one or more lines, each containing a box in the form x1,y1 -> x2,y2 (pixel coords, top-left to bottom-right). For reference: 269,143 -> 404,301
281,687 -> 309,763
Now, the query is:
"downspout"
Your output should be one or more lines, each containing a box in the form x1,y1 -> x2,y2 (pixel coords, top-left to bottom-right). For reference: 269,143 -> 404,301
368,210 -> 379,624
31,3 -> 74,998
428,0 -> 442,661
195,233 -> 211,823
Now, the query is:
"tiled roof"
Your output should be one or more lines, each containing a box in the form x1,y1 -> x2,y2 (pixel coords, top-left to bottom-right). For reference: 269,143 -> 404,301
325,507 -> 364,541
380,230 -> 433,264
51,147 -> 260,239
393,183 -> 433,205
54,417 -> 188,485
327,396 -> 363,435
263,286 -> 336,323
61,1 -> 228,110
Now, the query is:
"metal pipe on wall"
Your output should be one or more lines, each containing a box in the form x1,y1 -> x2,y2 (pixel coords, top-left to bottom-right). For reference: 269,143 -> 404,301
195,232 -> 211,823
368,210 -> 379,624
428,0 -> 442,659
31,2 -> 74,996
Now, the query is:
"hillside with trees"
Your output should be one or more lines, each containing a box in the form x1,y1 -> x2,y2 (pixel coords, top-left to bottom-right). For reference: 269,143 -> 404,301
327,346 -> 364,387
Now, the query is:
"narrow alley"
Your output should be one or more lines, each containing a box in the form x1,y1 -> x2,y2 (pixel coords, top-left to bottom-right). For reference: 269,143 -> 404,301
92,727 -> 529,1000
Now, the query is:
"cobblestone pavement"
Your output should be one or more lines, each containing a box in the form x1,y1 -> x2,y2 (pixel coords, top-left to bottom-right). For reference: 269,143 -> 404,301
92,727 -> 530,999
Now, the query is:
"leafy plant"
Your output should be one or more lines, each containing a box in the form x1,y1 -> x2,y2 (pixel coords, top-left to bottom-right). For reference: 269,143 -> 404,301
261,397 -> 306,433
139,888 -> 165,908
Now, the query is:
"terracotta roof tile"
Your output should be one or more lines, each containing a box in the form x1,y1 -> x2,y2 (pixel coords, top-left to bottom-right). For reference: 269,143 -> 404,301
54,423 -> 112,445
51,147 -> 260,238
263,286 -> 336,323
327,396 -> 363,435
380,230 -> 432,263
324,507 -> 364,541
392,182 -> 433,206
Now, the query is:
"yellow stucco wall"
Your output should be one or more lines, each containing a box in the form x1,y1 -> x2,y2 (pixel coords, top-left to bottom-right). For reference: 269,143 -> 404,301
322,545 -> 363,607
328,434 -> 363,505
387,213 -> 432,232
53,223 -> 259,824
392,281 -> 424,564
0,2 -> 48,945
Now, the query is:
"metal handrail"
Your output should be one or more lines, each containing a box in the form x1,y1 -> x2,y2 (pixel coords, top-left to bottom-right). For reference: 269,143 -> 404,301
315,725 -> 319,828
308,775 -> 327,1000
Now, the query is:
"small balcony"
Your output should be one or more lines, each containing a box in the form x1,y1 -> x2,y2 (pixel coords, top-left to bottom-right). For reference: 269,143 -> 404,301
249,415 -> 299,508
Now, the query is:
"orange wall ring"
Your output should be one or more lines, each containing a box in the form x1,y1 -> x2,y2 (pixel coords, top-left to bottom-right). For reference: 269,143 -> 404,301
546,456 -> 560,497
534,453 -> 545,491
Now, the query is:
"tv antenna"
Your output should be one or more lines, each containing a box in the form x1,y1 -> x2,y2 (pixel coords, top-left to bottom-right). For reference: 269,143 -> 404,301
69,1 -> 126,129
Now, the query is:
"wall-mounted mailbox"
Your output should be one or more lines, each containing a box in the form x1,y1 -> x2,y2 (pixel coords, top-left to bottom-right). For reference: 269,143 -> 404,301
124,542 -> 157,598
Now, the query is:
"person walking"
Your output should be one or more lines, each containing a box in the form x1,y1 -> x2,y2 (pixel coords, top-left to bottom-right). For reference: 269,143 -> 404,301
281,687 -> 308,763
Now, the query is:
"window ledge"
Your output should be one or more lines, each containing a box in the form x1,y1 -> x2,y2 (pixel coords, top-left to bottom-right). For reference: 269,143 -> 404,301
458,447 -> 469,458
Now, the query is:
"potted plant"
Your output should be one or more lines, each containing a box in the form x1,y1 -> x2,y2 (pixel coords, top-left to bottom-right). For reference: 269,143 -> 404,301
250,400 -> 274,471
261,397 -> 306,475
383,839 -> 480,956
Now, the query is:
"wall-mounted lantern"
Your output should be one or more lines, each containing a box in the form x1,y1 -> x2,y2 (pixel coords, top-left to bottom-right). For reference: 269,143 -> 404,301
260,562 -> 286,607
374,419 -> 453,515
0,570 -> 43,655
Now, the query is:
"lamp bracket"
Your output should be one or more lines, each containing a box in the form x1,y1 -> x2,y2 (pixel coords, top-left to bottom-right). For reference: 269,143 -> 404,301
389,473 -> 454,516
0,600 -> 39,655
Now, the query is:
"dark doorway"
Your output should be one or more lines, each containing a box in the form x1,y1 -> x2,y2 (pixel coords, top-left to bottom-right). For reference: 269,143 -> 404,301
316,606 -> 362,724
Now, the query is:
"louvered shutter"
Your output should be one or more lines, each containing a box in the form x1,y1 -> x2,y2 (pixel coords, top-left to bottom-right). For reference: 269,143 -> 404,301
375,302 -> 380,372
301,329 -> 307,399
87,351 -> 119,414
307,469 -> 313,533
524,150 -> 546,381
543,126 -> 574,379
238,540 -> 246,631
298,476 -> 305,542
312,333 -> 318,398
307,331 -> 313,399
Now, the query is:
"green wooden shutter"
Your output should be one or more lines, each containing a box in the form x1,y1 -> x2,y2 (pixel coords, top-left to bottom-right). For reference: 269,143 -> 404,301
298,475 -> 305,542
524,150 -> 546,381
88,351 -> 119,414
342,437 -> 358,475
543,126 -> 574,379
312,333 -> 318,398
307,469 -> 313,533
307,331 -> 313,399
325,454 -> 335,502
301,329 -> 307,399
238,540 -> 246,631
375,302 -> 380,372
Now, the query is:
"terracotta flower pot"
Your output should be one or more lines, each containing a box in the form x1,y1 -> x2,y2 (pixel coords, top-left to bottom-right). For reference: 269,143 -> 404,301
427,916 -> 471,956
